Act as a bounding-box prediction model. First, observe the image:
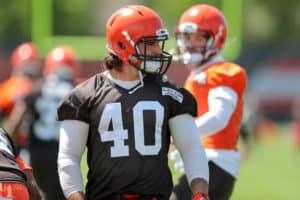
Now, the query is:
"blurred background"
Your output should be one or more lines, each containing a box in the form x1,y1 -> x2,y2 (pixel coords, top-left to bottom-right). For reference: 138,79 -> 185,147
1,0 -> 300,199
1,0 -> 300,120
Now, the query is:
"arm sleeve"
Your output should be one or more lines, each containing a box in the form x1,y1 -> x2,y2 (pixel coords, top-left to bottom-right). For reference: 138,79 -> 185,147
196,86 -> 237,137
169,114 -> 209,184
57,120 -> 89,198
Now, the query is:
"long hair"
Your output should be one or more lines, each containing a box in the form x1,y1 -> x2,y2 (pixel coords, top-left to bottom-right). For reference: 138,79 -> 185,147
103,53 -> 123,72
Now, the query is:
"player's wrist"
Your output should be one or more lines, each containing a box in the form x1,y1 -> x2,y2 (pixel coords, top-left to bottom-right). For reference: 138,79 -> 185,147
67,191 -> 85,200
193,192 -> 209,200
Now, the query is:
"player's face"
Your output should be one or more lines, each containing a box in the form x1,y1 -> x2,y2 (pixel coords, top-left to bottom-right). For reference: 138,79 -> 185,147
177,32 -> 208,54
135,38 -> 172,75
137,40 -> 163,56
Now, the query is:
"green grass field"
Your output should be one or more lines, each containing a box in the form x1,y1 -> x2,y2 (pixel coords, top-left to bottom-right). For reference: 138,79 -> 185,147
231,125 -> 300,200
81,123 -> 300,199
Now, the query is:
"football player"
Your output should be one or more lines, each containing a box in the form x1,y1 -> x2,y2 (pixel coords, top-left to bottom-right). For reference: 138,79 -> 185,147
7,46 -> 79,200
0,128 -> 43,200
0,42 -> 42,163
170,4 -> 248,200
57,5 -> 209,200
0,42 -> 42,121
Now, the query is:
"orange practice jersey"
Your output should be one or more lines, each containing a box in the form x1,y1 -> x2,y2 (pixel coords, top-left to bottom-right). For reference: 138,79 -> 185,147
184,61 -> 248,151
0,77 -> 32,117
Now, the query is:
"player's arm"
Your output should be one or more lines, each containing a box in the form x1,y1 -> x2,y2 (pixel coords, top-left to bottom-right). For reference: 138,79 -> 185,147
5,100 -> 28,141
196,86 -> 237,137
58,120 -> 88,200
169,114 -> 209,198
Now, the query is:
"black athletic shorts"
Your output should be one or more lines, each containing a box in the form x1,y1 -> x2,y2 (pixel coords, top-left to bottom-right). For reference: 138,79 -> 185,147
173,161 -> 236,200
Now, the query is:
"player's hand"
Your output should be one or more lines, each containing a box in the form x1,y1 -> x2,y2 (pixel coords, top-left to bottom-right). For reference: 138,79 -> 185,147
67,191 -> 85,200
193,192 -> 209,200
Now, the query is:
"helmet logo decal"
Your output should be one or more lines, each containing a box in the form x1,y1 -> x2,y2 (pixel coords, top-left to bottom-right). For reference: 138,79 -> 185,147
156,28 -> 169,39
179,22 -> 197,33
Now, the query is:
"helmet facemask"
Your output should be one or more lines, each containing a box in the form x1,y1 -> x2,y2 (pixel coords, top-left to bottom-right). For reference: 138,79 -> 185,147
175,31 -> 215,65
126,29 -> 172,75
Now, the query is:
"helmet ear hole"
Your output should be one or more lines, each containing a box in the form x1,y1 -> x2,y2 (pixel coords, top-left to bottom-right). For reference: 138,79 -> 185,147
118,42 -> 125,49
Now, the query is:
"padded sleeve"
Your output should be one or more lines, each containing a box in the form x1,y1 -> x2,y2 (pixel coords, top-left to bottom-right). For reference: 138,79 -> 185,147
169,114 -> 209,183
58,120 -> 89,198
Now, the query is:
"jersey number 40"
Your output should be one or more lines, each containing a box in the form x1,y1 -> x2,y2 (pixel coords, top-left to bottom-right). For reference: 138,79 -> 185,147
98,101 -> 164,157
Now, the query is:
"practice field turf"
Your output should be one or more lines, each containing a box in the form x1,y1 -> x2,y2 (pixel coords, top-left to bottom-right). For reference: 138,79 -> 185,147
81,123 -> 300,199
231,124 -> 300,200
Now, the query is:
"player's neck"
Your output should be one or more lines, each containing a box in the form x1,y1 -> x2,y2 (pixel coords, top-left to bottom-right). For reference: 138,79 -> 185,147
109,65 -> 139,81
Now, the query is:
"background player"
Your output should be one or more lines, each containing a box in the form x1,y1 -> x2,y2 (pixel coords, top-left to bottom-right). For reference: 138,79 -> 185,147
7,46 -> 79,200
0,42 -> 42,119
170,4 -> 248,200
0,42 -> 42,163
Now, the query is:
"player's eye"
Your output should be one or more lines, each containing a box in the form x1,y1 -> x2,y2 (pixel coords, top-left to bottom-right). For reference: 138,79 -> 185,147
146,41 -> 159,46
